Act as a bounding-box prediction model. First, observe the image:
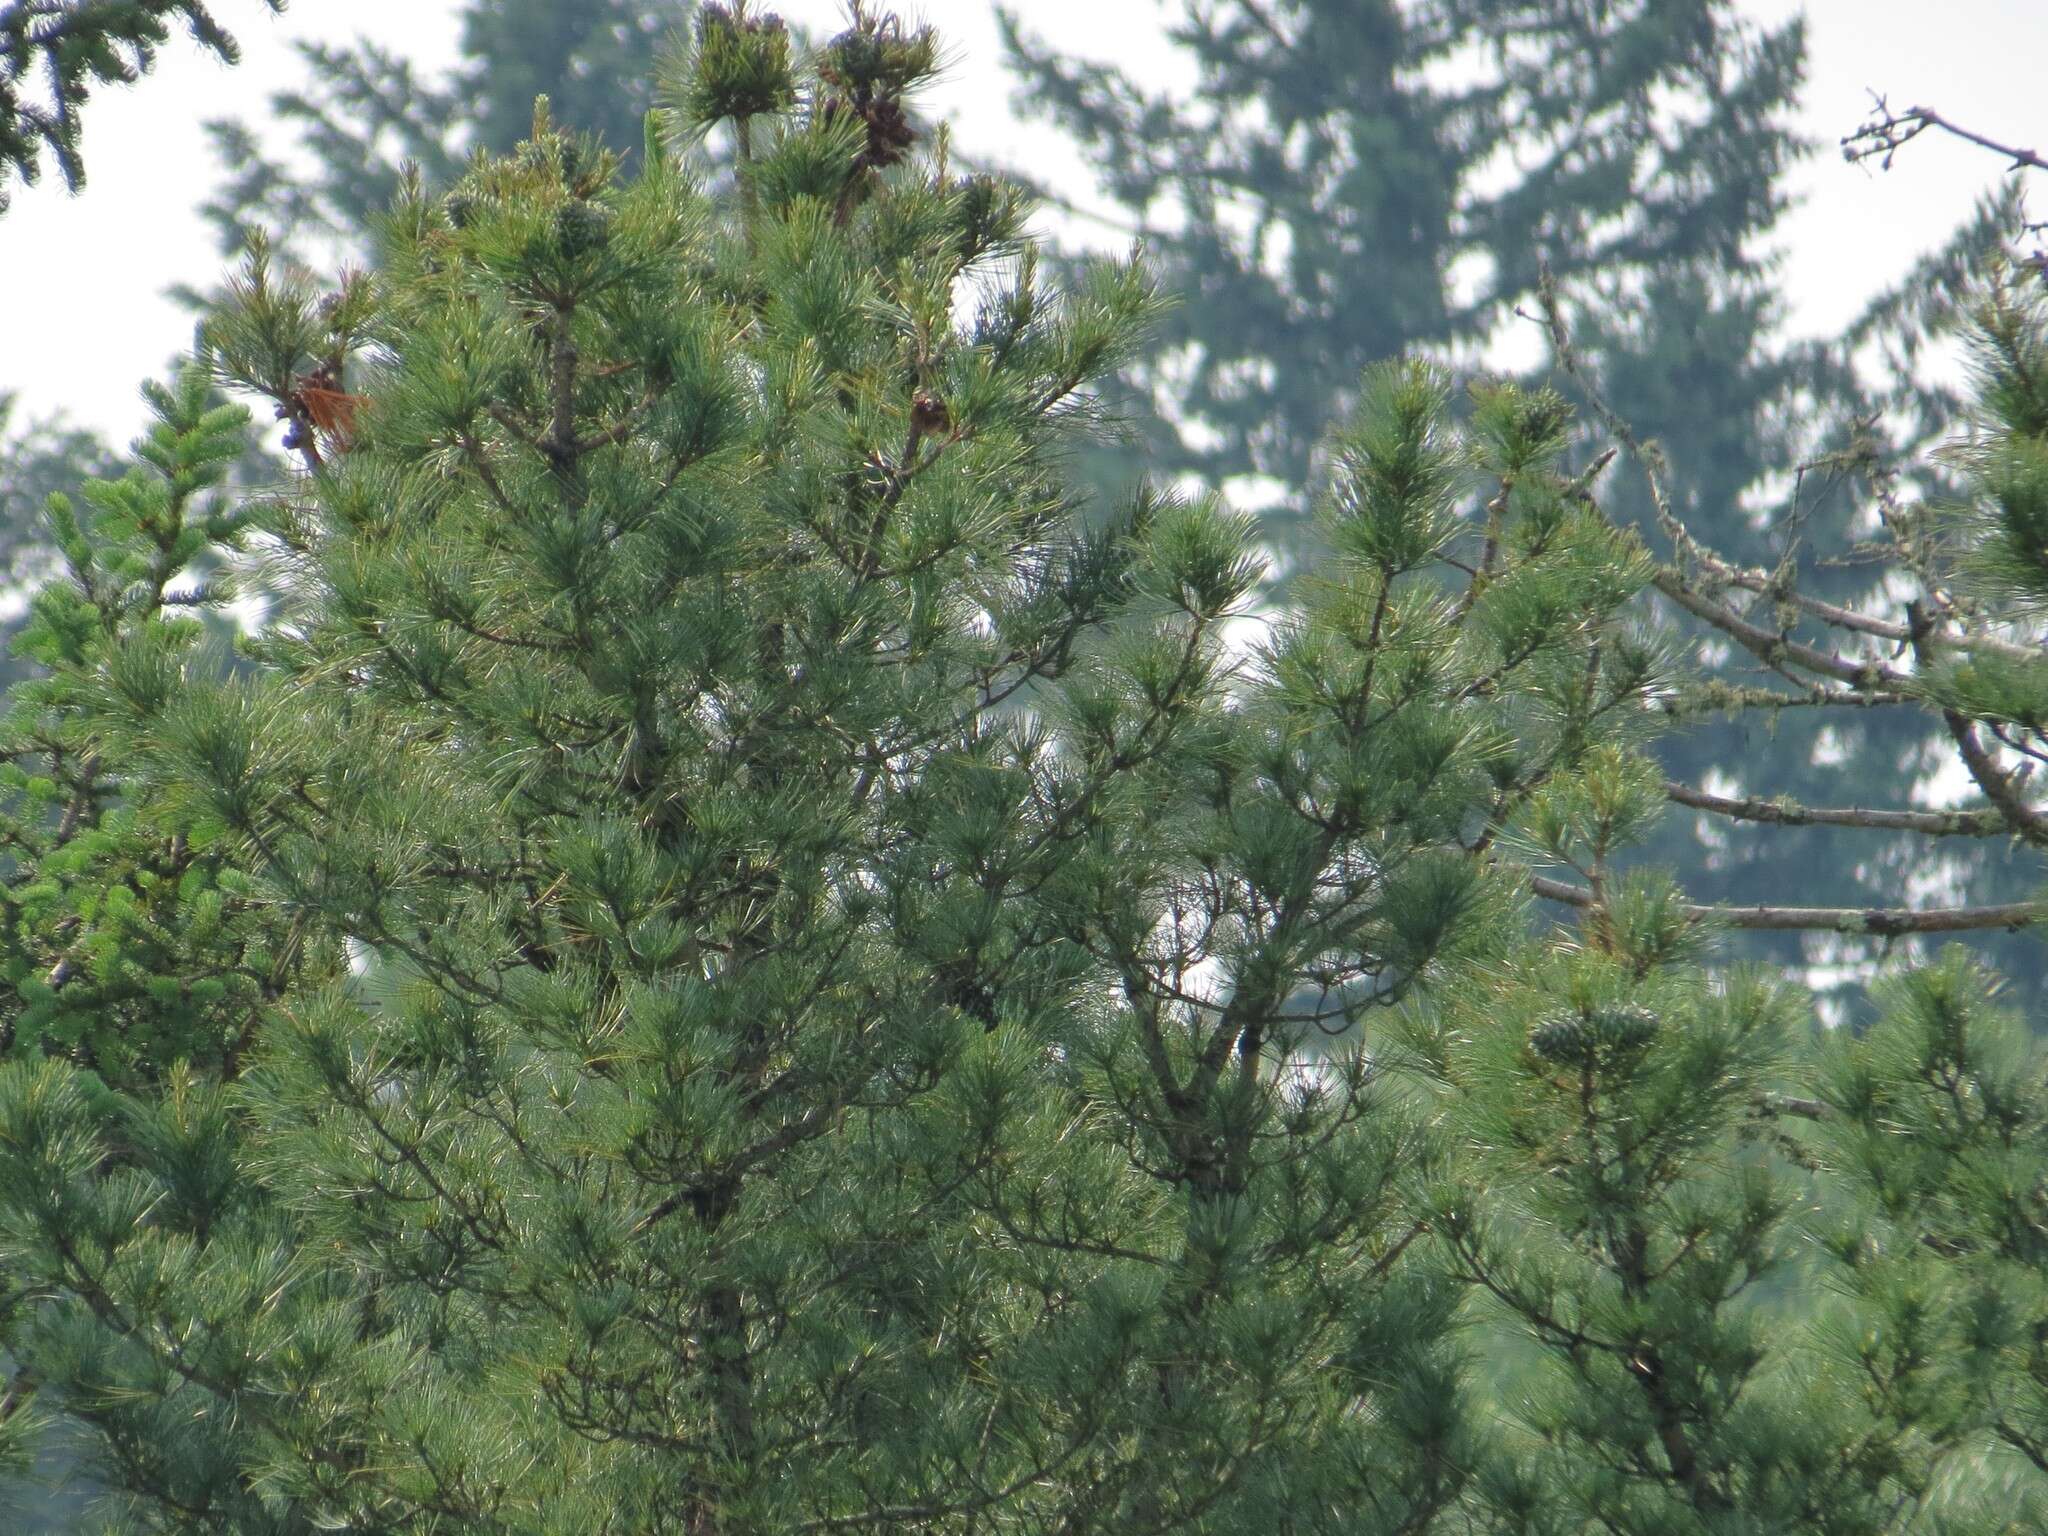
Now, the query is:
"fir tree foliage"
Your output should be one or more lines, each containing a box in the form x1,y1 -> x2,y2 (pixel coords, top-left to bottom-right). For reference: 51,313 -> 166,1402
0,362 -> 338,1513
0,393 -> 114,611
0,363 -> 313,1086
0,0 -> 280,210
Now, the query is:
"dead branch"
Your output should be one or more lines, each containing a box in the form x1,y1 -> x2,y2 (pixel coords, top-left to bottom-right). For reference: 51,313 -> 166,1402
1844,97 -> 2048,176
1665,780 -> 2007,838
1528,873 -> 2040,936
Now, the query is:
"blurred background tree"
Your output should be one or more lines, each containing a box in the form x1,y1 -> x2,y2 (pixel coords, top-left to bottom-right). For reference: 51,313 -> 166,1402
197,0 -> 680,257
997,0 -> 1805,514
0,399 -> 113,691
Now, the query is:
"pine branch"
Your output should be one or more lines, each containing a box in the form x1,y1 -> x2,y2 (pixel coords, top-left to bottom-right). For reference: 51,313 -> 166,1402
1707,566 -> 2047,666
1905,616 -> 2048,845
1652,493 -> 2048,666
1652,568 -> 1909,693
1936,705 -> 2048,845
1658,682 -> 1916,717
1665,780 -> 2007,837
1528,873 -> 2041,935
1531,267 -> 2037,700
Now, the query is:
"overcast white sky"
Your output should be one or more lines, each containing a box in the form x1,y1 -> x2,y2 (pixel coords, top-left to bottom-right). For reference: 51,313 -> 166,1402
2,0 -> 2043,448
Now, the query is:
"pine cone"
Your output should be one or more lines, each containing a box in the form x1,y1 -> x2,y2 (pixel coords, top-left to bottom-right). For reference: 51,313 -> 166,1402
1588,1003 -> 1660,1054
1528,1011 -> 1592,1066
554,200 -> 613,258
1529,1004 -> 1660,1067
909,391 -> 951,440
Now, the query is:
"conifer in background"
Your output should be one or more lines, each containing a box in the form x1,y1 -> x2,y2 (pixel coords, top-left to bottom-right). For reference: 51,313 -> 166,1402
199,0 -> 685,257
997,0 -> 1809,514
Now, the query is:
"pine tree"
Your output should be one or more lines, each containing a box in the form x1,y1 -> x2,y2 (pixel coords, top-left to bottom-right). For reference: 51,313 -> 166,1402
1813,950 -> 2048,1531
1,8 -> 282,1520
0,10 -> 1683,1529
0,0 -> 284,791
1588,235 -> 2048,1526
1396,252 -> 2048,1518
1402,755 -> 1960,1534
191,0 -> 1980,1007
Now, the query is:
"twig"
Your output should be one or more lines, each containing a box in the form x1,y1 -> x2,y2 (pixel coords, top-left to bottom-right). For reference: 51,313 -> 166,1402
1665,780 -> 2006,838
1844,97 -> 2048,176
1528,873 -> 2040,937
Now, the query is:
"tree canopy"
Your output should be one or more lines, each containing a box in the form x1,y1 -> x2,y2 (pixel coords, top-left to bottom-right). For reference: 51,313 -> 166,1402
4,6 -> 2048,1534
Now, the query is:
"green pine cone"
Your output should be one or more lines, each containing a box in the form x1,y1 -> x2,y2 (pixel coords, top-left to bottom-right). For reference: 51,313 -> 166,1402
1529,1011 -> 1593,1066
1529,1004 -> 1660,1067
1588,1002 -> 1660,1054
554,200 -> 612,258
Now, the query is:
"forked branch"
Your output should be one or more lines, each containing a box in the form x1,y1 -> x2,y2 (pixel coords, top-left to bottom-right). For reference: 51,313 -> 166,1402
1843,98 -> 2048,176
